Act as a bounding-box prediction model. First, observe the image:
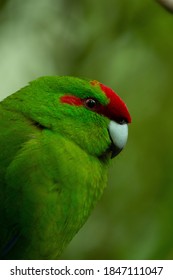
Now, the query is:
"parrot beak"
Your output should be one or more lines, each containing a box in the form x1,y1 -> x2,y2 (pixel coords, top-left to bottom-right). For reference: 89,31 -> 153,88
109,144 -> 122,158
108,120 -> 128,158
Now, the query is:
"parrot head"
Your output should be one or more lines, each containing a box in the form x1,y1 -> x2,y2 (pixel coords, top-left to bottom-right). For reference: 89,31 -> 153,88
3,76 -> 131,160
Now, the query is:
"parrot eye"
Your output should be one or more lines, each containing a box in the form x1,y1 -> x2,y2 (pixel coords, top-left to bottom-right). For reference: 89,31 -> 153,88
84,98 -> 97,109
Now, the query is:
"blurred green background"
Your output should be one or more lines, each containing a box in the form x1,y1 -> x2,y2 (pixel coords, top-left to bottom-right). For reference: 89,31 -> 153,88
1,0 -> 173,259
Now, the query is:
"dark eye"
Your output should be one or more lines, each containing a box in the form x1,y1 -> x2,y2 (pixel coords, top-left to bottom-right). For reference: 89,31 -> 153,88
84,98 -> 97,109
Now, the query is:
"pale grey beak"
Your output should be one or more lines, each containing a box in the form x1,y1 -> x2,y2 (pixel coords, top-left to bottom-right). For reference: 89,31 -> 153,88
108,121 -> 128,158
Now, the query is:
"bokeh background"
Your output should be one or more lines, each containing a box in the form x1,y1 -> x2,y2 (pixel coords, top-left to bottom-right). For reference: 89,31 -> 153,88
0,0 -> 173,259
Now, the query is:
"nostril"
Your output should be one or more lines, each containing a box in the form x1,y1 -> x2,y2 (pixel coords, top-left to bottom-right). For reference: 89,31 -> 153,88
118,119 -> 127,125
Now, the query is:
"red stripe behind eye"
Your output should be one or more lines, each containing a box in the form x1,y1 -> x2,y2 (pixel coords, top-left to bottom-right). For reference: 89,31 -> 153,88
60,95 -> 83,106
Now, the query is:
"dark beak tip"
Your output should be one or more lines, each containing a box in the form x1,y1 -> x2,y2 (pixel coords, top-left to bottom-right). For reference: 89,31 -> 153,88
111,147 -> 123,158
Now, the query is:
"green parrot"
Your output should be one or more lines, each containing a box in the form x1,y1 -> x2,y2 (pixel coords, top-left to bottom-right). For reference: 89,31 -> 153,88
0,76 -> 131,259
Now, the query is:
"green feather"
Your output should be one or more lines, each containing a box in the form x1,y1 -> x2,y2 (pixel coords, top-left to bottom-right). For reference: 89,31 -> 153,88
0,76 -> 115,259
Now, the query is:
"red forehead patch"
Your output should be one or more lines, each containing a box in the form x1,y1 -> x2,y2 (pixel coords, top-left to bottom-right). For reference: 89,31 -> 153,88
91,80 -> 132,123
